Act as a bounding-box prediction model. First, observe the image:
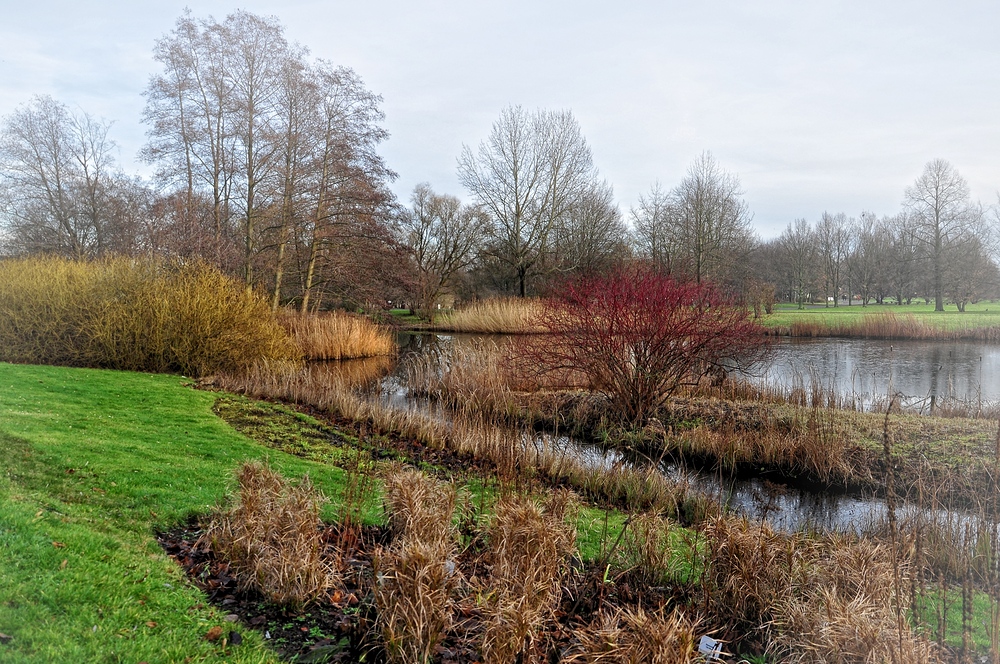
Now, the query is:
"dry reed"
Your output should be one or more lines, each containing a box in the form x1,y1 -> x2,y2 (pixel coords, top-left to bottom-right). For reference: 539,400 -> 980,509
201,461 -> 335,608
216,365 -> 698,516
772,311 -> 1000,342
435,297 -> 547,334
564,606 -> 702,664
374,468 -> 460,664
278,309 -> 395,360
481,491 -> 577,664
701,515 -> 943,663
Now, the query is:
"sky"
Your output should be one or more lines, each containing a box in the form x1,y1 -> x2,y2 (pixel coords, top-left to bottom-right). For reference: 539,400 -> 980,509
1,0 -> 998,239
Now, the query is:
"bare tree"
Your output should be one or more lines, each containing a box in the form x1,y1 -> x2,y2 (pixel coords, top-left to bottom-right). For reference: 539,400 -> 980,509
631,181 -> 677,273
402,183 -> 485,319
458,106 -> 598,297
670,152 -> 754,284
904,159 -> 981,311
550,179 -> 627,277
0,95 -> 120,258
778,218 -> 817,308
815,212 -> 850,306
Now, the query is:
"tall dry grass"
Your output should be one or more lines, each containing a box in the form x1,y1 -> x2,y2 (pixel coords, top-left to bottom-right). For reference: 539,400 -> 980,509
774,311 -> 1000,342
278,309 -> 395,360
701,516 -> 942,663
201,461 -> 336,608
374,469 -> 460,664
0,256 -> 299,375
435,297 -> 547,334
481,491 -> 577,664
217,364 -> 700,516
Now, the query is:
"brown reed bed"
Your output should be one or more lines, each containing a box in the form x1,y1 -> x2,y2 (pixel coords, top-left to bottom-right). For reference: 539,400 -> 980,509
432,297 -> 547,334
768,311 -> 1000,342
278,309 -> 395,360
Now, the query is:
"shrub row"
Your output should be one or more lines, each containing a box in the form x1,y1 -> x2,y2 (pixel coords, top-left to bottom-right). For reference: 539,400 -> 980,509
0,256 -> 300,376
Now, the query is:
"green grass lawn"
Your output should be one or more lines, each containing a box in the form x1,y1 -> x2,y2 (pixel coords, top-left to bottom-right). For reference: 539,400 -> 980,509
765,301 -> 1000,331
0,362 -> 356,663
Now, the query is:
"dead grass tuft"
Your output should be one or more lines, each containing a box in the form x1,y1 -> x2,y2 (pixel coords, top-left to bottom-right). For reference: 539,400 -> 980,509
202,461 -> 335,608
481,491 -> 577,663
565,606 -> 702,664
374,468 -> 460,664
278,309 -> 395,360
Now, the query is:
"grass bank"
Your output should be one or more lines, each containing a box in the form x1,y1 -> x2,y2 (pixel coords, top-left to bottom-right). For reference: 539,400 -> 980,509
764,303 -> 1000,341
0,362 -> 354,662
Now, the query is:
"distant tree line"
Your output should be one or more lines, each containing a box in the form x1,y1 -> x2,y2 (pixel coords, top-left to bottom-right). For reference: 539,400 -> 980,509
1,9 -> 997,315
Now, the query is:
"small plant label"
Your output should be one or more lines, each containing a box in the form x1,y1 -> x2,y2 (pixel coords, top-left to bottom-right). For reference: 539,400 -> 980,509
698,635 -> 722,660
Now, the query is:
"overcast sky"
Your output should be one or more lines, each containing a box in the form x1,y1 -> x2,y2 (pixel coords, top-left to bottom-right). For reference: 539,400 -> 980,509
2,1 -> 998,238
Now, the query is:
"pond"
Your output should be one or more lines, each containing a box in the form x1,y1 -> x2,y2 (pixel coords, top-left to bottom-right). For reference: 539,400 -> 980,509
758,337 -> 1000,413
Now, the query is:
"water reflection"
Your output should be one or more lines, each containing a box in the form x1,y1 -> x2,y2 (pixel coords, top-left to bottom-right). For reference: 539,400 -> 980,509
757,338 -> 1000,412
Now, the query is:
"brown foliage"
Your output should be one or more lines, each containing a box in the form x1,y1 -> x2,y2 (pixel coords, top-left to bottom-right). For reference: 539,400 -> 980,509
202,461 -> 335,608
564,606 -> 701,664
481,491 -> 577,663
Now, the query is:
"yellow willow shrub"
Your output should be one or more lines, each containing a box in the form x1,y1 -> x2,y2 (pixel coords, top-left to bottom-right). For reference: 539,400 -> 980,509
0,256 -> 300,375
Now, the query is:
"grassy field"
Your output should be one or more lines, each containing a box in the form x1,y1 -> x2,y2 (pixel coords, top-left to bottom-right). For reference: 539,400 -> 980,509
0,362 -> 362,662
765,301 -> 1000,332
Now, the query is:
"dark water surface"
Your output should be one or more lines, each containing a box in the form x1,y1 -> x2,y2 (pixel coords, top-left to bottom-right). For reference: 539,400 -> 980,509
757,337 -> 1000,411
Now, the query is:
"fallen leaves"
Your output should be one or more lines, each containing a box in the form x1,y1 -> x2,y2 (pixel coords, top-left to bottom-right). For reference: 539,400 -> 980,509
204,625 -> 223,642
52,541 -> 65,549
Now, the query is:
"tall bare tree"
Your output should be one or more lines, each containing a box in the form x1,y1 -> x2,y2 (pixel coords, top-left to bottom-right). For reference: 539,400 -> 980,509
670,152 -> 754,284
550,179 -> 627,277
402,183 -> 485,318
904,159 -> 981,311
0,95 -> 120,258
815,211 -> 850,306
458,106 -> 598,296
631,181 -> 677,273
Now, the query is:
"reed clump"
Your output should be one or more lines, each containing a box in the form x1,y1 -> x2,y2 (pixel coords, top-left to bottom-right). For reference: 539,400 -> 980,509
201,461 -> 335,608
435,297 -> 547,334
0,256 -> 299,375
774,311 -> 1000,342
278,309 -> 395,360
374,469 -> 461,664
564,607 -> 701,664
701,516 -> 942,662
481,491 -> 577,664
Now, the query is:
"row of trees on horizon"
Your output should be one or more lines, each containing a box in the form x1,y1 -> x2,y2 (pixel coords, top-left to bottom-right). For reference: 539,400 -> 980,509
1,9 -> 998,315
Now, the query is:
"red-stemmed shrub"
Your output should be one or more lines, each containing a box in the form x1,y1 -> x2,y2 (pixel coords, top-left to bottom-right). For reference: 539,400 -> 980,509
535,267 -> 769,423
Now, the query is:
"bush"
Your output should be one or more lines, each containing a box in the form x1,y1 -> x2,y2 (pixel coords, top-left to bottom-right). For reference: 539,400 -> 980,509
535,267 -> 769,423
0,256 -> 300,375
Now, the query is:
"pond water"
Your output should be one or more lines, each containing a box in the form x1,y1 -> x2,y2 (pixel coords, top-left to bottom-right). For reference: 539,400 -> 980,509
758,337 -> 1000,413
331,332 -> 996,533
